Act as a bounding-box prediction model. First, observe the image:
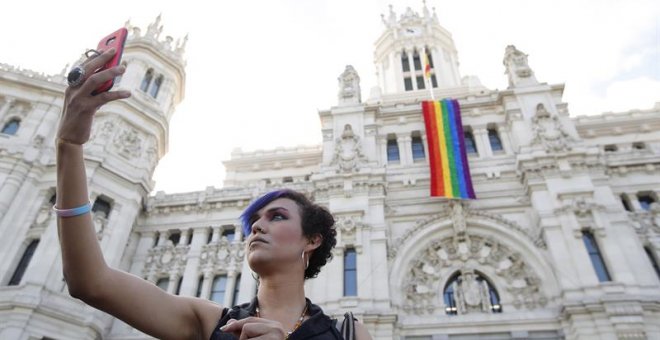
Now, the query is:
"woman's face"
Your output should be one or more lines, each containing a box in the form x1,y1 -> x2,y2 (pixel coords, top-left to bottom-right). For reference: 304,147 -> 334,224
246,198 -> 307,275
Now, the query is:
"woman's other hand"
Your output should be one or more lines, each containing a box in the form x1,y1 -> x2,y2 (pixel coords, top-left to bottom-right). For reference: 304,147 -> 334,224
57,48 -> 130,145
220,317 -> 287,340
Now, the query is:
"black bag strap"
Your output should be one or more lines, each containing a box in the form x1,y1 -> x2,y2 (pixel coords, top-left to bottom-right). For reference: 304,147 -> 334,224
336,312 -> 355,340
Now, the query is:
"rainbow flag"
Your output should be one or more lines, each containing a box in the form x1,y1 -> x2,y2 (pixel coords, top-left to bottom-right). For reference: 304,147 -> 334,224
422,99 -> 476,199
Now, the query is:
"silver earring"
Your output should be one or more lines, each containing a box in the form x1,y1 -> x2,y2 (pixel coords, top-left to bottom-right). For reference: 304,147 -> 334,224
251,271 -> 259,281
302,251 -> 309,270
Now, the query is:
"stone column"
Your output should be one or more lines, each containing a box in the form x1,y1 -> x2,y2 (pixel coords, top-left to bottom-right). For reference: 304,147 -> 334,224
167,273 -> 178,294
378,138 -> 388,166
180,227 -> 209,296
397,136 -> 408,165
499,126 -> 513,154
0,97 -> 16,118
473,128 -> 490,158
0,162 -> 31,221
225,271 -> 238,306
201,270 -> 214,300
128,231 -> 157,276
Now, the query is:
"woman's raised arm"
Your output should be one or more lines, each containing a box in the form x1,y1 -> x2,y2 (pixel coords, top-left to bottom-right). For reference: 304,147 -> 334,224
56,49 -> 222,340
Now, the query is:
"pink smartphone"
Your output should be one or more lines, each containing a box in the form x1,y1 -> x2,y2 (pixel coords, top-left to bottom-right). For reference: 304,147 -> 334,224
92,27 -> 128,95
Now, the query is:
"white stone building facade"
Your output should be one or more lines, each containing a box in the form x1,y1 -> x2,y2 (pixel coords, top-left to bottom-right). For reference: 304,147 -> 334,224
1,6 -> 660,340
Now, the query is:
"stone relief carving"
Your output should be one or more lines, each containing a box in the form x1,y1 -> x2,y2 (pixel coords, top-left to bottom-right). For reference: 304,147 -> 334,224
338,65 -> 361,104
331,124 -> 367,173
389,206 -> 544,259
335,215 -> 369,244
452,269 -> 492,314
531,104 -> 574,152
114,127 -> 143,159
402,233 -> 547,314
143,243 -> 190,278
199,238 -> 245,273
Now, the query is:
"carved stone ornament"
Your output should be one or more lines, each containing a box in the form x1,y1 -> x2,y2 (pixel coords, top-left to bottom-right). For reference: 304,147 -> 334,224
335,216 -> 368,243
330,124 -> 367,173
531,104 -> 574,152
92,212 -> 108,241
199,238 -> 244,273
338,65 -> 361,104
143,243 -> 190,278
389,206 -> 545,260
453,269 -> 492,314
113,127 -> 143,159
401,233 -> 547,315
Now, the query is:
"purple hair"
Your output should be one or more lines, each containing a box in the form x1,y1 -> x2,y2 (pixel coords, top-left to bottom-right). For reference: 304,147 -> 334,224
240,189 -> 297,237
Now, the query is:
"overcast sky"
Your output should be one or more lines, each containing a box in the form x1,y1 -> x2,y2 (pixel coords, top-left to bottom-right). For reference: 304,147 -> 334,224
1,0 -> 658,194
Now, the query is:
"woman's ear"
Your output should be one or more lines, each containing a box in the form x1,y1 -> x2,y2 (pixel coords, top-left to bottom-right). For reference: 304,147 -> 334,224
305,234 -> 323,252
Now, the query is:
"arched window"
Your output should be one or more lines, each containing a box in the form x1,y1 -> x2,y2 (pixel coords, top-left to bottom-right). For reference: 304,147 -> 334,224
211,275 -> 228,304
195,275 -> 204,297
487,126 -> 503,152
8,239 -> 40,285
149,75 -> 163,98
637,192 -> 656,211
168,230 -> 181,246
156,277 -> 169,291
582,230 -> 611,282
644,246 -> 660,279
1,118 -> 20,135
413,50 -> 422,71
232,274 -> 242,306
140,69 -> 154,92
411,132 -> 425,161
343,248 -> 357,296
401,52 -> 411,72
443,271 -> 502,315
386,134 -> 400,163
222,227 -> 235,242
92,196 -> 112,219
463,128 -> 478,155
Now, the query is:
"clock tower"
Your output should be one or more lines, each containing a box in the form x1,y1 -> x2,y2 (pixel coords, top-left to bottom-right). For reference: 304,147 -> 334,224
374,2 -> 462,95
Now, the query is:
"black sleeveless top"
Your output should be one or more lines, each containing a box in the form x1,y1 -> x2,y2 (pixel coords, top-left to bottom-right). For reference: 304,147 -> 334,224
209,297 -> 343,340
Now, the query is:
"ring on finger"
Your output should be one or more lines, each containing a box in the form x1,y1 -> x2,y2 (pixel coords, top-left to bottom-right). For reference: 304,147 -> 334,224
85,49 -> 101,59
67,66 -> 86,88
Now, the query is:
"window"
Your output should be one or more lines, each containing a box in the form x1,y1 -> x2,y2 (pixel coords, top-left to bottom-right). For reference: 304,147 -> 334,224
174,277 -> 183,295
2,118 -> 20,135
416,76 -> 425,90
401,52 -> 410,72
283,176 -> 293,183
8,239 -> 39,285
604,144 -> 618,152
620,194 -> 632,212
413,50 -> 422,71
386,135 -> 400,163
149,75 -> 163,98
92,196 -> 112,219
404,77 -> 413,91
431,74 -> 438,88
644,246 -> 660,279
411,133 -> 425,161
487,126 -> 503,152
222,228 -> 235,242
207,227 -> 214,244
637,193 -> 656,211
49,193 -> 57,205
156,278 -> 169,291
464,129 -> 478,154
232,274 -> 242,306
169,230 -> 181,246
195,276 -> 204,297
582,230 -> 611,282
443,271 -> 501,315
211,275 -> 228,304
140,69 -> 154,92
425,49 -> 434,68
633,142 -> 646,150
343,248 -> 357,296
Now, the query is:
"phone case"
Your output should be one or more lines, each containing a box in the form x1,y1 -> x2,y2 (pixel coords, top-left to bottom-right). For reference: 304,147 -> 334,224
92,27 -> 128,95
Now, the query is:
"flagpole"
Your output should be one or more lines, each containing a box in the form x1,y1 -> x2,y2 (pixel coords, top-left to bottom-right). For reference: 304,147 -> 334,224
423,47 -> 435,101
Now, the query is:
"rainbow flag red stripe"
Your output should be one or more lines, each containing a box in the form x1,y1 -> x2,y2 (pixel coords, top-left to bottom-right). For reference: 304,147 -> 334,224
422,99 -> 476,199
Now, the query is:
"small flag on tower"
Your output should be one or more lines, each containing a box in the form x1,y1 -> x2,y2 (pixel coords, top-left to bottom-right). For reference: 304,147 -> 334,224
422,99 -> 476,199
423,49 -> 432,79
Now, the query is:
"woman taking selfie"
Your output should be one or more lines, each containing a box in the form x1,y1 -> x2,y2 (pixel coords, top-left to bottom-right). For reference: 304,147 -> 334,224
55,48 -> 372,339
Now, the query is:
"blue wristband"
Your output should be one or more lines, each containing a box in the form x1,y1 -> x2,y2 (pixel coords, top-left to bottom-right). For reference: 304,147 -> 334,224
52,202 -> 92,218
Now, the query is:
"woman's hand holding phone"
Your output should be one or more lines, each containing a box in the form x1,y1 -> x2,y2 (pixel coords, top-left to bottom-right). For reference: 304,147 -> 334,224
57,48 -> 131,146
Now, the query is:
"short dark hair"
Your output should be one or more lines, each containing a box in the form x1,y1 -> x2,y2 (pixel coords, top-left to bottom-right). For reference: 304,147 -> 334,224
240,189 -> 337,279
